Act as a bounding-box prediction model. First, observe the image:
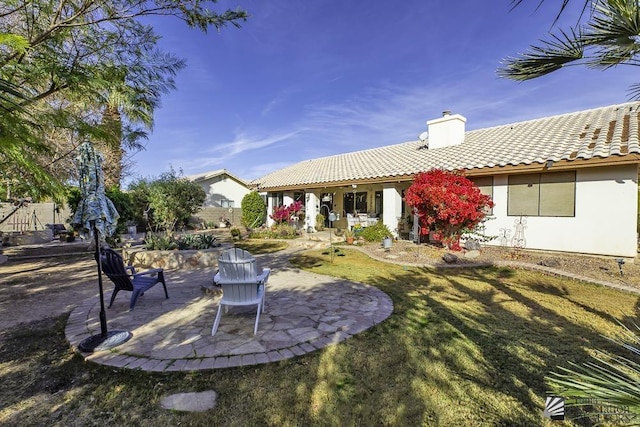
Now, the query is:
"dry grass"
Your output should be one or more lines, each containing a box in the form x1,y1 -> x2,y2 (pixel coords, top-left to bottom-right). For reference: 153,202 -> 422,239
1,247 -> 638,426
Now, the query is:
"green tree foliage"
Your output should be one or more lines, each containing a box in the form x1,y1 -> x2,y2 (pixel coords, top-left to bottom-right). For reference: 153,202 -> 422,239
499,0 -> 640,98
140,170 -> 206,231
0,1 -> 247,201
241,191 -> 267,229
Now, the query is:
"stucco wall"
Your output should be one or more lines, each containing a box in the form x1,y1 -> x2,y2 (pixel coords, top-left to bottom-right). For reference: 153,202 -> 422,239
0,202 -> 71,233
197,175 -> 250,208
483,164 -> 638,257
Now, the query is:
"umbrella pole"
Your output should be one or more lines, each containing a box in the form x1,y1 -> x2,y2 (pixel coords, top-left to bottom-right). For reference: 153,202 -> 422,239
95,223 -> 108,337
77,222 -> 132,353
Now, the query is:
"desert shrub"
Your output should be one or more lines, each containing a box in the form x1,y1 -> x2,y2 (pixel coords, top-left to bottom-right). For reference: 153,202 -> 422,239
144,231 -> 177,250
128,169 -> 205,231
145,231 -> 219,250
315,213 -> 325,231
275,224 -> 298,238
360,221 -> 393,242
230,228 -> 241,238
195,233 -> 219,249
248,224 -> 299,239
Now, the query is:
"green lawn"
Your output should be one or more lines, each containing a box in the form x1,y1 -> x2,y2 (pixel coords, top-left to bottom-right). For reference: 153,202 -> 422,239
1,248 -> 636,426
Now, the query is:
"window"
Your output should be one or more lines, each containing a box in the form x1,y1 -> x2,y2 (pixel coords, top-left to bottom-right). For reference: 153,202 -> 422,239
220,199 -> 234,208
343,191 -> 367,214
469,176 -> 494,214
271,192 -> 283,208
507,171 -> 575,217
374,191 -> 383,215
293,192 -> 304,202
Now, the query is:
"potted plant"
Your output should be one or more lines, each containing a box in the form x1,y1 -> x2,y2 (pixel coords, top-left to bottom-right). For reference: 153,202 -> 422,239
344,229 -> 355,244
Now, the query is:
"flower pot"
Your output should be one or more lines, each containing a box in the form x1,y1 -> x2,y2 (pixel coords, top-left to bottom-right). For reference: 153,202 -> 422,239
346,237 -> 354,245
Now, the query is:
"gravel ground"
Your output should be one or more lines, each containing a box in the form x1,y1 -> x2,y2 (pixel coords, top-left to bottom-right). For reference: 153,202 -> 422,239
357,240 -> 640,291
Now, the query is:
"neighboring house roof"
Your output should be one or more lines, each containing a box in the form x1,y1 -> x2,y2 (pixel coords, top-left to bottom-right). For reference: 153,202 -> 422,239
187,169 -> 248,186
252,102 -> 640,191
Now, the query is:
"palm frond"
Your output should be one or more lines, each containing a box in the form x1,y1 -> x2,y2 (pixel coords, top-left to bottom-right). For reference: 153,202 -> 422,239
627,82 -> 640,100
546,321 -> 640,421
498,28 -> 585,80
509,0 -> 591,28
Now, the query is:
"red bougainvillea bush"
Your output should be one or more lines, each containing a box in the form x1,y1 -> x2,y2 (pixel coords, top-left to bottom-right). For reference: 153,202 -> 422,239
405,169 -> 494,251
270,201 -> 303,224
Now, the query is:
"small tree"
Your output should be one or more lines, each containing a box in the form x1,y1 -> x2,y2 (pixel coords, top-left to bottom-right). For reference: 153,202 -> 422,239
241,191 -> 266,229
127,169 -> 205,231
405,170 -> 494,251
148,170 -> 205,230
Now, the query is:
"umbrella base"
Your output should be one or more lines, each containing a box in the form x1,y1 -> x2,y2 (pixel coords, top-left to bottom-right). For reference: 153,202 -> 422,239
78,330 -> 132,353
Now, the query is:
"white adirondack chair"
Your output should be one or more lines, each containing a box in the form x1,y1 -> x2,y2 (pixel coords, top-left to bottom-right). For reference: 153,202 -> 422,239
346,213 -> 360,230
211,248 -> 271,335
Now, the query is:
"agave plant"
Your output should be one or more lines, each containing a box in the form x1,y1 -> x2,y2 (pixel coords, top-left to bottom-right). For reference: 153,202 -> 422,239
144,231 -> 177,251
196,233 -> 219,249
546,322 -> 640,423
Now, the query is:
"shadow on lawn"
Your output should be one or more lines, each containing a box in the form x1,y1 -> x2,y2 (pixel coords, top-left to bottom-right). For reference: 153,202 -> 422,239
1,249 -> 638,426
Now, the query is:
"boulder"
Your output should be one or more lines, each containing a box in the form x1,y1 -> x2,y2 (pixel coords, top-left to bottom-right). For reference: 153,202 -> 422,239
442,253 -> 458,264
464,239 -> 481,251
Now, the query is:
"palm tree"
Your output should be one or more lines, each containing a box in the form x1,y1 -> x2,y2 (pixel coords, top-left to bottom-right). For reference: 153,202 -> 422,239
499,0 -> 640,99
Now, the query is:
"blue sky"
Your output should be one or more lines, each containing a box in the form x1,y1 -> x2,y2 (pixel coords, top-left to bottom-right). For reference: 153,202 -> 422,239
127,0 -> 639,184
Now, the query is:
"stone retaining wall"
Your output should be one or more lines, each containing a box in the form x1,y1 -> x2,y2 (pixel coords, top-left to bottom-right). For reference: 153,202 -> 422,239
123,246 -> 230,270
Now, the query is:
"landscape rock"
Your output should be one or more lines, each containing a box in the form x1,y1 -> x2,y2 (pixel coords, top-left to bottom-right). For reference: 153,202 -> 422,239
537,258 -> 560,268
160,390 -> 218,412
464,239 -> 481,251
442,253 -> 458,264
464,250 -> 480,259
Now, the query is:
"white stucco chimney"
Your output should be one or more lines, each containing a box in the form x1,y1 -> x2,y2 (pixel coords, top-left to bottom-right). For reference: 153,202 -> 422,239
426,110 -> 466,149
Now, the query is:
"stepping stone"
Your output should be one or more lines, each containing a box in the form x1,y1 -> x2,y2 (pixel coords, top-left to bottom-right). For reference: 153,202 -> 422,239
464,250 -> 480,259
160,390 -> 217,412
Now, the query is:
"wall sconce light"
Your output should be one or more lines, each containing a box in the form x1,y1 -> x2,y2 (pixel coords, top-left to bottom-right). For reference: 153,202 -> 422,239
545,160 -> 554,169
351,184 -> 357,189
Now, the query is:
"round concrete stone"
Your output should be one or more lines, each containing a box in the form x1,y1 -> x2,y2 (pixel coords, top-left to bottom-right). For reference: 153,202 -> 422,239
160,390 -> 217,412
464,250 -> 480,259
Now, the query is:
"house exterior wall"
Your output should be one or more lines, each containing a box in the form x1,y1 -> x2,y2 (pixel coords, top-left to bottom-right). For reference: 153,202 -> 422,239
483,164 -> 638,257
197,175 -> 250,208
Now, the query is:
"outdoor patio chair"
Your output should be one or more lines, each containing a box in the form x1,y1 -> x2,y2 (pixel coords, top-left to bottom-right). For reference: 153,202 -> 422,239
98,247 -> 169,310
346,213 -> 360,230
211,248 -> 271,335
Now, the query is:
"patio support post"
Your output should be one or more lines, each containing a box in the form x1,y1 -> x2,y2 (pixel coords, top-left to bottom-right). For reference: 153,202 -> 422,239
382,185 -> 402,238
306,193 -> 319,231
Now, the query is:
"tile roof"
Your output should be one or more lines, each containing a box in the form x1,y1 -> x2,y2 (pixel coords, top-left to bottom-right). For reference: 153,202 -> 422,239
187,169 -> 248,186
252,102 -> 640,190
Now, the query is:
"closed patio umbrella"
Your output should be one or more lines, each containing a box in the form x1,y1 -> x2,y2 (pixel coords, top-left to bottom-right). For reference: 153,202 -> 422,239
72,140 -> 131,352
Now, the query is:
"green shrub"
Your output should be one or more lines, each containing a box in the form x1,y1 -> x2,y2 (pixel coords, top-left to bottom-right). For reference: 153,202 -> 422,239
248,224 -> 299,240
144,231 -> 177,250
195,233 -> 219,249
315,213 -> 325,231
360,221 -> 393,242
128,168 -> 205,231
241,191 -> 266,229
145,231 -> 220,250
230,228 -> 241,238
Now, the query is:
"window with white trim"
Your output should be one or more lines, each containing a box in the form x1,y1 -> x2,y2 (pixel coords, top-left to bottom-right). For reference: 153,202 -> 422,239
507,171 -> 575,217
